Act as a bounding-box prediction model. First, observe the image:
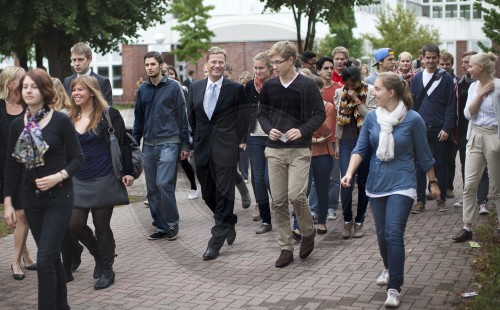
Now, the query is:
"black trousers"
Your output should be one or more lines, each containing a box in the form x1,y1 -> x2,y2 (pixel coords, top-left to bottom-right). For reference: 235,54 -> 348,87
23,183 -> 73,310
196,164 -> 237,250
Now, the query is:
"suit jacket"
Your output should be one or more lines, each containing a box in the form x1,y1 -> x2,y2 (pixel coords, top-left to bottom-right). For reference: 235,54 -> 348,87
64,71 -> 113,106
187,77 -> 249,167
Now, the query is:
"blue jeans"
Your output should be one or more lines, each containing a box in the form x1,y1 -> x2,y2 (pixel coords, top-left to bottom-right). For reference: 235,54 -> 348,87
416,130 -> 451,203
23,184 -> 73,310
339,138 -> 370,223
143,143 -> 180,232
293,154 -> 333,228
370,194 -> 414,292
247,136 -> 271,224
310,142 -> 340,214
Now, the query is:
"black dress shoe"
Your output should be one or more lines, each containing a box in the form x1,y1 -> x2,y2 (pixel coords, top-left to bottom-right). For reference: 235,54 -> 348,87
226,227 -> 236,245
452,228 -> 473,243
317,228 -> 327,235
202,247 -> 219,260
11,265 -> 25,280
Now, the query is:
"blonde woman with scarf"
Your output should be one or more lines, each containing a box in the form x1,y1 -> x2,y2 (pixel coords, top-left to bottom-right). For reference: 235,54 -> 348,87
341,72 -> 439,308
334,61 -> 376,239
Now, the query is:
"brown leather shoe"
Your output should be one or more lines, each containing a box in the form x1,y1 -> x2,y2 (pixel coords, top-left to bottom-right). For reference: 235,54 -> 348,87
437,200 -> 448,212
411,202 -> 425,214
452,228 -> 473,243
342,220 -> 353,239
299,228 -> 316,259
275,250 -> 294,268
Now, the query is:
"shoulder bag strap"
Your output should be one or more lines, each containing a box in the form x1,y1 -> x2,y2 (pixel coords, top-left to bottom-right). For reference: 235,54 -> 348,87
418,69 -> 445,105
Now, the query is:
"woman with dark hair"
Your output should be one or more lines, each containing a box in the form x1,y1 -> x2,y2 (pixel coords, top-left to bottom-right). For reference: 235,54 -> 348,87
164,65 -> 200,199
341,72 -> 438,308
68,76 -> 134,290
3,68 -> 84,309
1,66 -> 38,281
335,60 -> 376,239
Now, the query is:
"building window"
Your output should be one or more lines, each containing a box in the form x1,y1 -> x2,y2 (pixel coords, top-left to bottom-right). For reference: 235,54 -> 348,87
97,67 -> 109,78
112,65 -> 122,89
422,5 -> 431,17
92,49 -> 123,96
445,4 -> 458,18
433,5 -> 443,18
460,4 -> 471,18
472,6 -> 482,19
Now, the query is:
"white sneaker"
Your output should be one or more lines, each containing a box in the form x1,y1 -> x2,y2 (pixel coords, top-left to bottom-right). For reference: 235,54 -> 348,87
478,203 -> 489,215
187,189 -> 200,200
452,198 -> 463,208
384,289 -> 401,308
144,200 -> 149,207
327,209 -> 337,220
376,269 -> 389,286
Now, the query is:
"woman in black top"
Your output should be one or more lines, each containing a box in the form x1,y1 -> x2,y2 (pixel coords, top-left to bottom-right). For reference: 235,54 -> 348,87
68,76 -> 134,290
3,69 -> 84,310
1,66 -> 38,280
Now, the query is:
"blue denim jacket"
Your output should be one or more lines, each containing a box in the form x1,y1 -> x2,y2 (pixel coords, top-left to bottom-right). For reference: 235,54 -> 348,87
353,110 -> 435,195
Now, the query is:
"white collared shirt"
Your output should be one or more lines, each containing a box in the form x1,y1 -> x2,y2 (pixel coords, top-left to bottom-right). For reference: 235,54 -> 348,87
203,76 -> 223,115
77,70 -> 92,78
465,81 -> 497,127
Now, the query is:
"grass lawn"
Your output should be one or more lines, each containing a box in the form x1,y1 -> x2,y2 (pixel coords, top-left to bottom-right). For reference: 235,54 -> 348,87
0,204 -> 13,237
461,209 -> 500,309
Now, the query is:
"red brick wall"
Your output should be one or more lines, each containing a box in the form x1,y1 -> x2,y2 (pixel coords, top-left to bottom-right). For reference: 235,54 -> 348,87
117,45 -> 148,104
455,40 -> 468,77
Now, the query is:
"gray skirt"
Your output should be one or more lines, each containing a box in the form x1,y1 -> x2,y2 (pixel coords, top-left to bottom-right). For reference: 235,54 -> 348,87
73,174 -> 129,209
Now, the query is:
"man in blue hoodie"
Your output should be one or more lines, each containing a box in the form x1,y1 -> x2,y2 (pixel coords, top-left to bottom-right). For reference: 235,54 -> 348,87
133,51 -> 191,240
410,43 -> 457,214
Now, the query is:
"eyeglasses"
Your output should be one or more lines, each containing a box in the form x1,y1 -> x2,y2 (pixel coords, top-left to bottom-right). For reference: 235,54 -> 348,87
270,59 -> 288,66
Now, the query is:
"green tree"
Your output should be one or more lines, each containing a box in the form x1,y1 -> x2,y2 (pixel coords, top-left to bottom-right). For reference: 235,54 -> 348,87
475,0 -> 500,52
316,6 -> 364,58
0,0 -> 169,79
170,0 -> 215,66
260,0 -> 373,53
363,5 -> 440,58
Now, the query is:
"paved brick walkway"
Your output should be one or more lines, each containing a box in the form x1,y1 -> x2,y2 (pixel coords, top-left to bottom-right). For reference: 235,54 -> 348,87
0,109 -> 489,309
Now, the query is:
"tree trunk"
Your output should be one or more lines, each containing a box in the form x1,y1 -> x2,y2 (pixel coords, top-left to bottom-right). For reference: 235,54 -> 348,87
39,28 -> 73,80
291,6 -> 303,54
35,43 -> 44,69
16,47 -> 29,70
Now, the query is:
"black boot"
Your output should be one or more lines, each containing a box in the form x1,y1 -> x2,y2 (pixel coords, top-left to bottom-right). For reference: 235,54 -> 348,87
79,234 -> 101,279
71,234 -> 84,272
94,239 -> 115,290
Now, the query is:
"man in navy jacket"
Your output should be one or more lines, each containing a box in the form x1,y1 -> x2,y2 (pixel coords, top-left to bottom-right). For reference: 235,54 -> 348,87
410,43 -> 456,214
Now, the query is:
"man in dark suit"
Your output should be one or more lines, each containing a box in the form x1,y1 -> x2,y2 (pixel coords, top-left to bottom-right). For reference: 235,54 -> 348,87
187,47 -> 249,260
183,70 -> 195,88
63,42 -> 113,106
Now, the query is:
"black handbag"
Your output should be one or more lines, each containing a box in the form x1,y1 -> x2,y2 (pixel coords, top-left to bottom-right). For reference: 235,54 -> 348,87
104,107 -> 144,179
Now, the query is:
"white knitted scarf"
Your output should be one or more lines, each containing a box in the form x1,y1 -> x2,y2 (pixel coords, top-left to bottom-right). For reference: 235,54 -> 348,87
375,100 -> 407,162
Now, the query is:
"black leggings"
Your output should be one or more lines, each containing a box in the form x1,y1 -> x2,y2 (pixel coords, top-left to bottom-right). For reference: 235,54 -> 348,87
69,207 -> 114,244
180,159 -> 197,190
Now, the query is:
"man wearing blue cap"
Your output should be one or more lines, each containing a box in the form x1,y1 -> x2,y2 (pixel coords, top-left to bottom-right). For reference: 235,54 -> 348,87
365,48 -> 396,85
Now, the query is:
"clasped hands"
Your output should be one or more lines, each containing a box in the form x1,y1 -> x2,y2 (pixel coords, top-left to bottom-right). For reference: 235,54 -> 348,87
268,128 -> 302,141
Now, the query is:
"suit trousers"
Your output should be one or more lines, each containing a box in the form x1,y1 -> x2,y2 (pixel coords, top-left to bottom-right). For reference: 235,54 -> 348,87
265,147 -> 314,252
463,125 -> 500,225
196,164 -> 237,250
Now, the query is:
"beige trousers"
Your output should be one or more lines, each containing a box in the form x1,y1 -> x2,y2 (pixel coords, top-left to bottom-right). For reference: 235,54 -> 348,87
265,147 -> 314,251
463,125 -> 500,226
